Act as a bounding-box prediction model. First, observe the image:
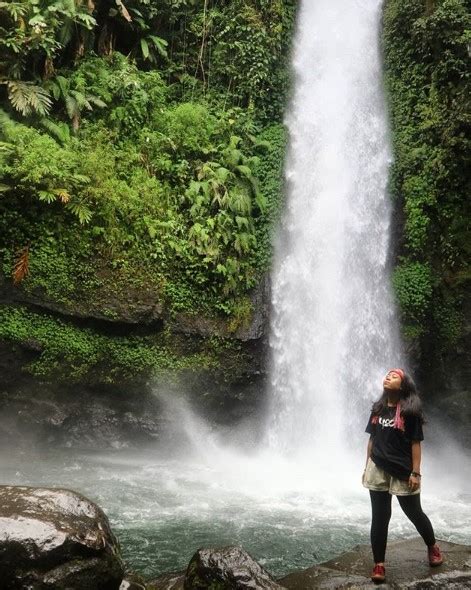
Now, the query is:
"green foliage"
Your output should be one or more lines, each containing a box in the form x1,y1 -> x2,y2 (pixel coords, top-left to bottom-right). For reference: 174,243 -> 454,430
6,81 -> 53,116
0,0 -> 96,114
250,123 -> 287,274
383,0 -> 469,353
0,1 -> 295,381
0,306 -> 218,382
392,261 -> 433,323
0,0 -> 296,122
0,116 -> 91,224
201,0 -> 297,121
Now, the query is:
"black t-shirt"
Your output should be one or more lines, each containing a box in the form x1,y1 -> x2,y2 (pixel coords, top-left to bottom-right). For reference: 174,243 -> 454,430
365,405 -> 424,481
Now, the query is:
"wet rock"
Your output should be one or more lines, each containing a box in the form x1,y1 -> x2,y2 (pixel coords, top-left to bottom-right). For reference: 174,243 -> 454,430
0,385 -> 168,451
279,538 -> 471,589
184,545 -> 283,589
148,571 -> 185,590
0,485 -> 124,589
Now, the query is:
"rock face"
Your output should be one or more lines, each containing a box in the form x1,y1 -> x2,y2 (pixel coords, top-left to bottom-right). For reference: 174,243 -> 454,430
184,546 -> 284,590
0,380 -> 166,451
279,538 -> 471,589
0,373 -> 266,452
0,274 -> 270,340
0,486 -> 124,589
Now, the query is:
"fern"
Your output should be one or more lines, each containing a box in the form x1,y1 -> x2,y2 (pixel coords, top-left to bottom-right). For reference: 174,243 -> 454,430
38,191 -> 57,204
66,202 -> 92,224
39,118 -> 71,144
7,81 -> 52,116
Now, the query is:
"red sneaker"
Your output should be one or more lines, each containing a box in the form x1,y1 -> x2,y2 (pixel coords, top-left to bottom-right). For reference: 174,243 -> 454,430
428,544 -> 443,566
371,563 -> 386,583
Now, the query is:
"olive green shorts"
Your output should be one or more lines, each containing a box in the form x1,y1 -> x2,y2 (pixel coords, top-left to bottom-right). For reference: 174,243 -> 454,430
362,458 -> 420,496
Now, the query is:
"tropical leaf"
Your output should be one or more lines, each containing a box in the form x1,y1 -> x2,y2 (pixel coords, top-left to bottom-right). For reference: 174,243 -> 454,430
0,2 -> 28,20
66,202 -> 92,224
65,94 -> 79,119
148,35 -> 168,57
235,164 -> 252,178
75,13 -> 96,28
140,38 -> 150,60
235,216 -> 249,229
89,96 -> 106,108
215,166 -> 231,183
52,188 -> 71,203
7,81 -> 52,116
28,14 -> 47,26
255,192 -> 267,212
39,118 -> 71,144
70,90 -> 87,109
38,190 -> 57,203
56,75 -> 69,96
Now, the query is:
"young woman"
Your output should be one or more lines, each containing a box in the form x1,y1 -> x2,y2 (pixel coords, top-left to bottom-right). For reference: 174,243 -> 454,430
363,368 -> 443,583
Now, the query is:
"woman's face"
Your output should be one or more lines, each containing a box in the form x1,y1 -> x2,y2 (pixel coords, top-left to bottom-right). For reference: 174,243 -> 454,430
383,370 -> 402,391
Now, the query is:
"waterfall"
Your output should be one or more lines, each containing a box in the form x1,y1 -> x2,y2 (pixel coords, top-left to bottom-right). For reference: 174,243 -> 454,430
266,0 -> 403,457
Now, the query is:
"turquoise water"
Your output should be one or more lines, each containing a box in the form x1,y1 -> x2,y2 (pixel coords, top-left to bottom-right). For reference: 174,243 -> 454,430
2,447 -> 470,580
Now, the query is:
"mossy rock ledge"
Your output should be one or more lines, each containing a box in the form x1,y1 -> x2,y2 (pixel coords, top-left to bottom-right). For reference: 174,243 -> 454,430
0,276 -> 270,449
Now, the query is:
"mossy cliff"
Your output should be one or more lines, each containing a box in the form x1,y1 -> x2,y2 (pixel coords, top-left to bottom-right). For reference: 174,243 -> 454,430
0,0 -> 469,417
382,0 -> 469,401
0,1 -> 294,392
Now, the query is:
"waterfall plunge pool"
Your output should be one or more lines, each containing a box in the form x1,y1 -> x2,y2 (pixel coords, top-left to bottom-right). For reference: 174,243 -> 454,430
2,443 -> 470,580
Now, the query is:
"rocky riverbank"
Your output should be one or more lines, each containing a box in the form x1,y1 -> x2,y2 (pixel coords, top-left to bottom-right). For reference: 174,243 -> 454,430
1,485 -> 470,589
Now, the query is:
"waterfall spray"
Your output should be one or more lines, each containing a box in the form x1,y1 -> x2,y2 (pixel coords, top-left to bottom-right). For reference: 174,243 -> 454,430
266,0 -> 403,457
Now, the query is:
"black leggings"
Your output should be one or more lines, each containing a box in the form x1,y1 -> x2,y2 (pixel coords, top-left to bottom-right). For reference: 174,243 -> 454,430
370,491 -> 436,563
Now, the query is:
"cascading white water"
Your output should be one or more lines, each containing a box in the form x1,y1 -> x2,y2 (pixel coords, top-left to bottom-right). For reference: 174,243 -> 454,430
266,0 -> 403,457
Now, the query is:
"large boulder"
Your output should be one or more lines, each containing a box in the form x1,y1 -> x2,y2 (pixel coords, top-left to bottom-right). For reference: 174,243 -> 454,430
0,486 -> 124,589
184,545 -> 284,589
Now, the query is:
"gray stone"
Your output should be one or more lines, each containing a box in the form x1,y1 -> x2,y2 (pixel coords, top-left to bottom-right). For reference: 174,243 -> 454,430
184,546 -> 284,589
0,485 -> 124,589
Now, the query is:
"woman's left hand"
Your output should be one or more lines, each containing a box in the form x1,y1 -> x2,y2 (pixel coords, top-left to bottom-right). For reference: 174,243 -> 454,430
408,474 -> 420,492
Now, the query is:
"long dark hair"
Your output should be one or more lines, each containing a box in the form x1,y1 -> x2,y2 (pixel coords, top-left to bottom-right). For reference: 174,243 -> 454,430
371,371 -> 424,422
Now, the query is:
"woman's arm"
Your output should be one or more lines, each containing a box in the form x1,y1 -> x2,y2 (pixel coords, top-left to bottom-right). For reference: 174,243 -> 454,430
365,436 -> 373,469
409,441 -> 421,491
411,440 -> 421,473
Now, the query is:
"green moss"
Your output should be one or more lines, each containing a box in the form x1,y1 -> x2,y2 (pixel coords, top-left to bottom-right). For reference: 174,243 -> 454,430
0,306 -> 222,383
